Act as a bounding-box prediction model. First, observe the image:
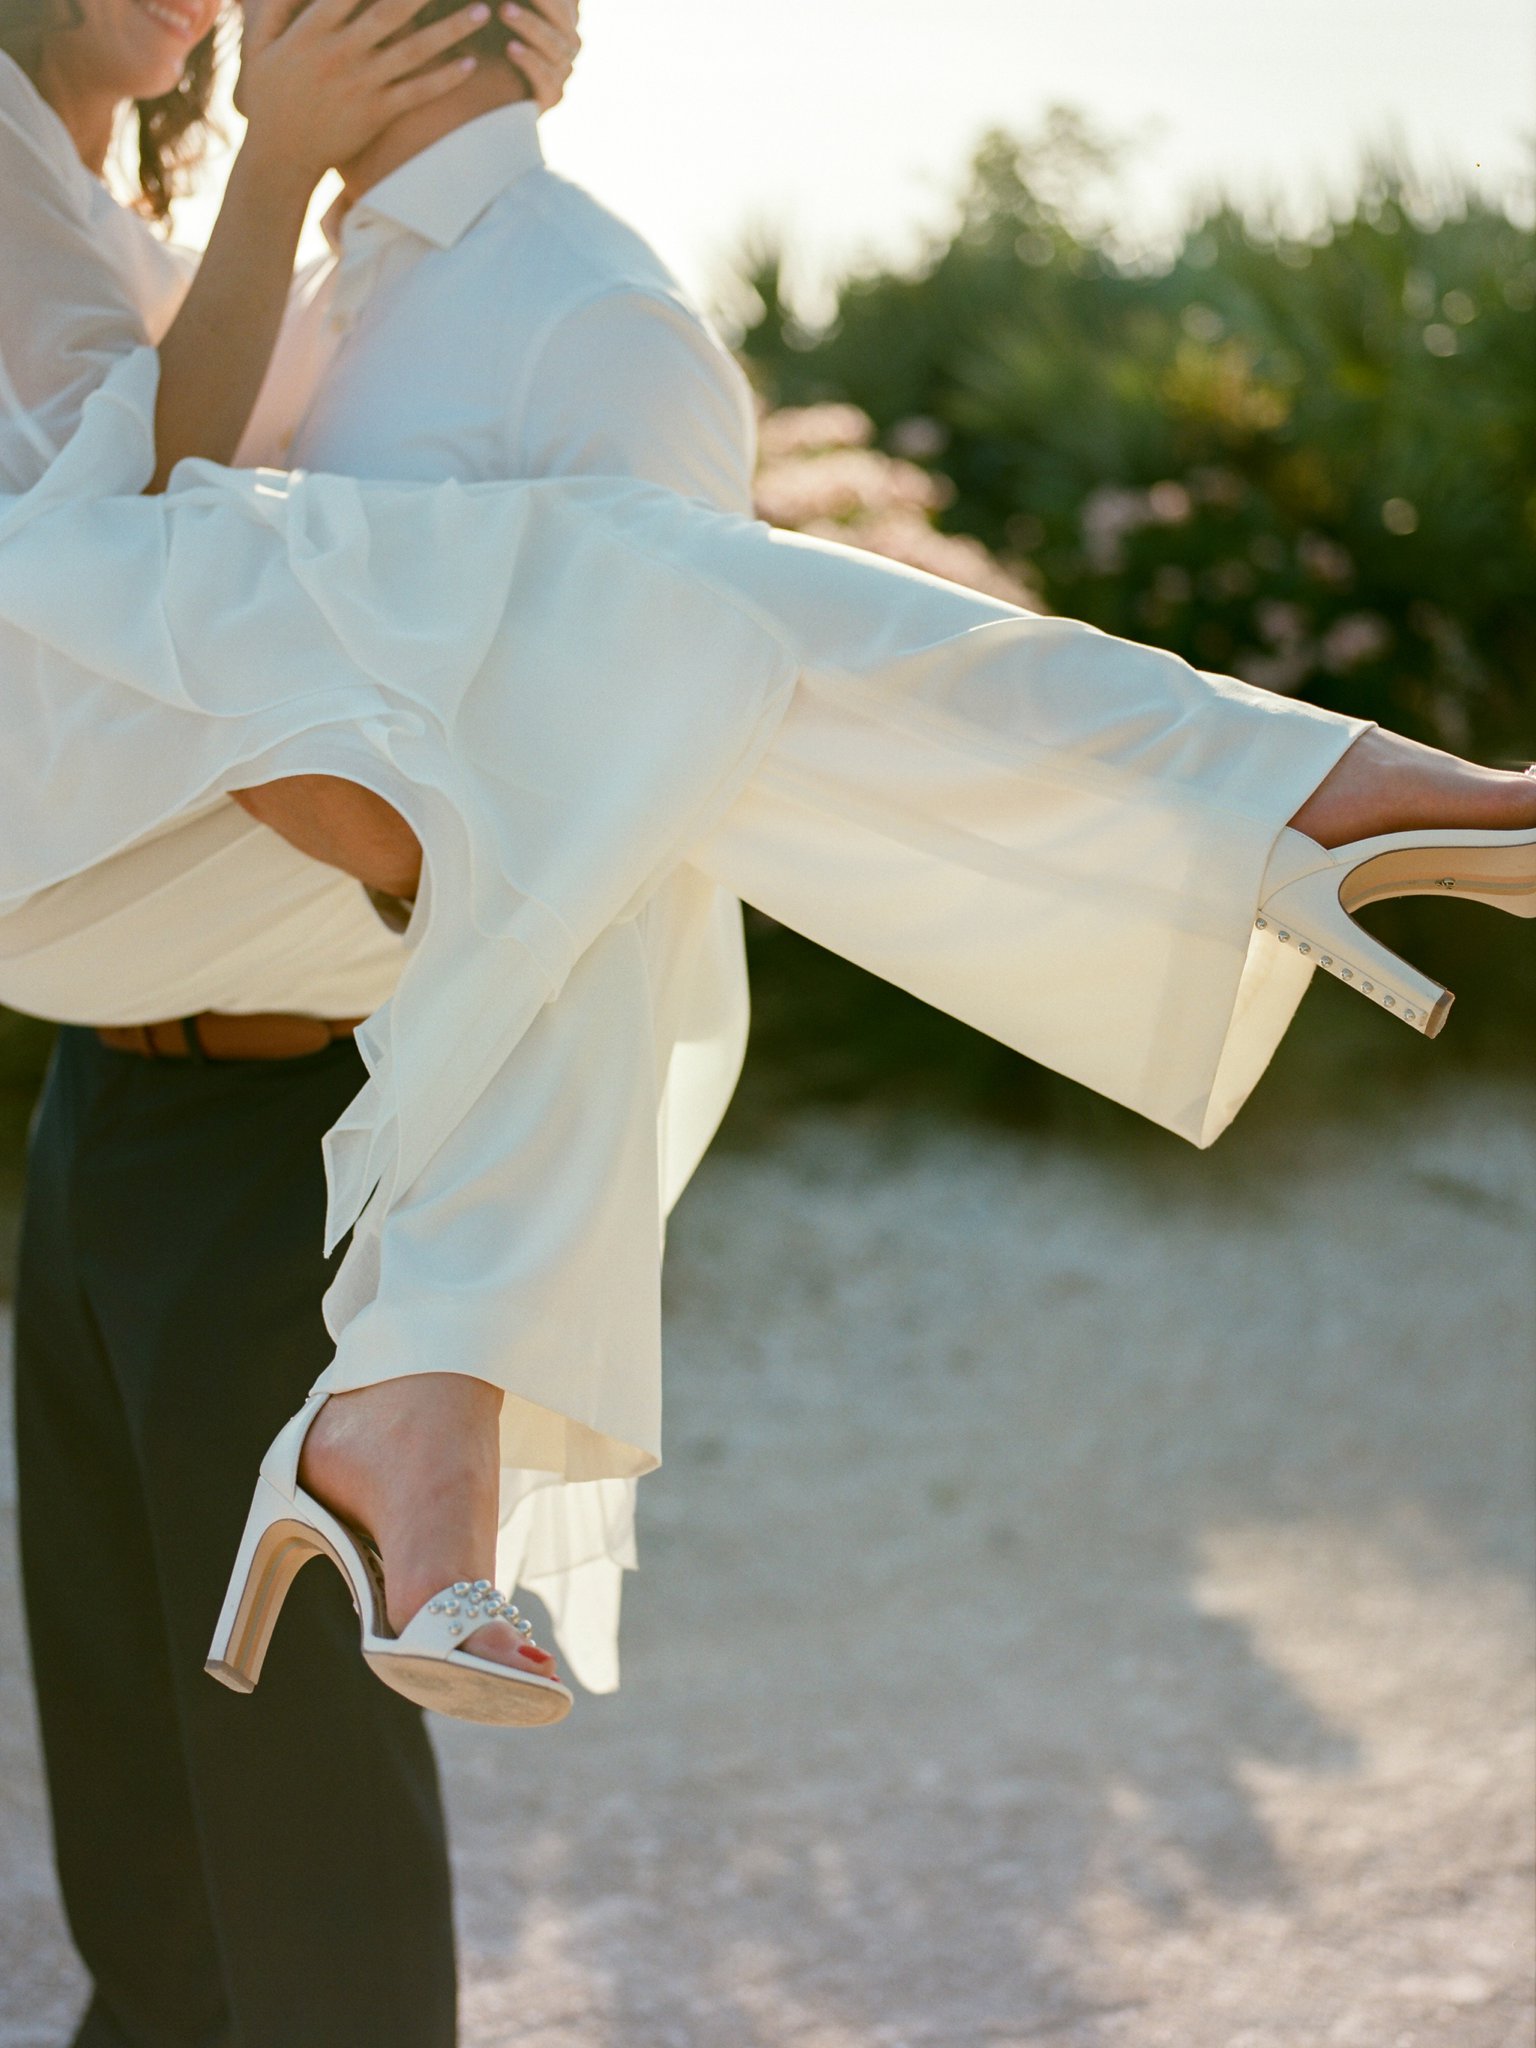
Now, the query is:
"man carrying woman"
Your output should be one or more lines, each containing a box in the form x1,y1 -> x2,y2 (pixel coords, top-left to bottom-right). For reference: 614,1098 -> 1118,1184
0,2 -> 1532,2044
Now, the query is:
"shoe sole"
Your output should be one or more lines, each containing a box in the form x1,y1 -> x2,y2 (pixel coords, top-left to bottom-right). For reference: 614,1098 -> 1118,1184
364,1649 -> 574,1726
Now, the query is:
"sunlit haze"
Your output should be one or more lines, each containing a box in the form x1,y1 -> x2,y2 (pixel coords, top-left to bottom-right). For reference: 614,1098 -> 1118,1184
177,0 -> 1536,317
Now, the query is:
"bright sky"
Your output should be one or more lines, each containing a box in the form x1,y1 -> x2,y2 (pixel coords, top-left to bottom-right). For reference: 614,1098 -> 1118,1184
541,0 -> 1534,306
182,0 -> 1536,314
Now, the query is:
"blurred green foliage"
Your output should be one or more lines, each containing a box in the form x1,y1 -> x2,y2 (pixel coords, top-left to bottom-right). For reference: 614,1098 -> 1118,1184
727,111 -> 1534,1133
738,109 -> 1536,764
0,1010 -> 48,1155
0,1007 -> 48,1271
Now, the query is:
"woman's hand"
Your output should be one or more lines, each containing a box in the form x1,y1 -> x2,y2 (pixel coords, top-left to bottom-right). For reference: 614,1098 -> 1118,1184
150,0 -> 488,490
499,0 -> 582,112
237,0 -> 495,186
148,0 -> 581,490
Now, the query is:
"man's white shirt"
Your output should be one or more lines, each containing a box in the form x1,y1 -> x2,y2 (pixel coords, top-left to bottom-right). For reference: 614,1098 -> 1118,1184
243,103 -> 754,505
239,103 -> 761,1693
241,108 -> 762,1214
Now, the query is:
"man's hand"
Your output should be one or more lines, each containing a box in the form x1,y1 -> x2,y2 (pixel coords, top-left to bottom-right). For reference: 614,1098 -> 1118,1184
232,777 -> 424,899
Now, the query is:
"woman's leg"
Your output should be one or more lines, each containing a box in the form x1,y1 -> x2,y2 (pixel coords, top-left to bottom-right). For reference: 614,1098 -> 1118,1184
231,733 -> 1536,900
299,1374 -> 564,1675
290,727 -> 1536,1680
230,776 -> 424,899
1289,729 -> 1536,847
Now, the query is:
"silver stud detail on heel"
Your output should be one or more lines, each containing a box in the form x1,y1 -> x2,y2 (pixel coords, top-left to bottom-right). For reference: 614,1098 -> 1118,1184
1261,913 -> 1442,1034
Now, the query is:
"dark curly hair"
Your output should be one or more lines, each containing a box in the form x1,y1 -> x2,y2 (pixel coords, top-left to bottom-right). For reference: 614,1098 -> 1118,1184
0,0 -> 227,219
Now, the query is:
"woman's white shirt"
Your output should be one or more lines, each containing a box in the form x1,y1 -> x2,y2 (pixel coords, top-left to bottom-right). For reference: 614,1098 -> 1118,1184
0,53 -> 186,485
0,54 -> 406,1024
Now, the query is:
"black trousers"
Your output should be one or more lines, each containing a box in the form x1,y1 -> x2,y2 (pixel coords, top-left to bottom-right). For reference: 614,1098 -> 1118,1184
14,1028 -> 457,2048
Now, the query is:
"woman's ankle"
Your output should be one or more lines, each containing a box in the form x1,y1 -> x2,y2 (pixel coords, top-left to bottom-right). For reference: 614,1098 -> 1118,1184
1289,731 -> 1536,849
299,1376 -> 506,1626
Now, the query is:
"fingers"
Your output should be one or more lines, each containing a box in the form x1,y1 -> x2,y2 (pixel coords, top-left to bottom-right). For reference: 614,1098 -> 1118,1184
291,0 -> 372,35
382,48 -> 480,111
500,0 -> 581,108
377,0 -> 491,79
270,0 -> 335,32
521,0 -> 580,41
241,0 -> 307,50
341,0 -> 447,50
501,0 -> 577,60
236,0 -> 316,81
508,47 -> 562,111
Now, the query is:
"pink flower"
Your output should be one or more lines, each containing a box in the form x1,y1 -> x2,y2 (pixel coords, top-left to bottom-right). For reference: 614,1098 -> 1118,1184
1147,480 -> 1193,525
1298,533 -> 1355,587
888,416 -> 951,461
756,406 -> 1035,609
1235,648 -> 1313,694
1320,612 -> 1393,672
816,513 -> 1039,606
756,405 -> 874,460
1188,466 -> 1246,510
1080,486 -> 1150,572
755,449 -> 950,528
1256,600 -> 1309,648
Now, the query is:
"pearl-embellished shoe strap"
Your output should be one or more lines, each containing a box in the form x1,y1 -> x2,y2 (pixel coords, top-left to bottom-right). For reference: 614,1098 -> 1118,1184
393,1578 -> 541,1658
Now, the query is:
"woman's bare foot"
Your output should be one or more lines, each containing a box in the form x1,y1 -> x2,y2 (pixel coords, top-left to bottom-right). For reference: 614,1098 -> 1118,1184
1290,730 -> 1536,849
298,1375 -> 560,1681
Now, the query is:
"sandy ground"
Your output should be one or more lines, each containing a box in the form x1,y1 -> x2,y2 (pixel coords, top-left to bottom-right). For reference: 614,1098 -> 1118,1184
1,1079 -> 1533,2048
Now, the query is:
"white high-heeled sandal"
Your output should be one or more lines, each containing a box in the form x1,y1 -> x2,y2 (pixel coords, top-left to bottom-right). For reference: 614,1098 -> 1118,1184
205,1394 -> 574,1728
1258,823 -> 1536,1036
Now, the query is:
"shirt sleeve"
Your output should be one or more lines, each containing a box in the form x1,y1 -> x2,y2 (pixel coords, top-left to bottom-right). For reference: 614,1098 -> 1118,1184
517,288 -> 758,516
0,84 -> 154,485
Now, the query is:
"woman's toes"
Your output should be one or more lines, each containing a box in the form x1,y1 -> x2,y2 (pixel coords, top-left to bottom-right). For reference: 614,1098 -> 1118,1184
462,1618 -> 560,1678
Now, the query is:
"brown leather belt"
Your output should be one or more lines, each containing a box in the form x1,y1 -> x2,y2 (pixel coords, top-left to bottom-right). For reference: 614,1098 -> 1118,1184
96,1013 -> 364,1062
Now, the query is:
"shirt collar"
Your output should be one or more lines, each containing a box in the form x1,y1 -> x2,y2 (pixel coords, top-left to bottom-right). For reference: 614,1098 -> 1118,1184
323,101 -> 543,257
